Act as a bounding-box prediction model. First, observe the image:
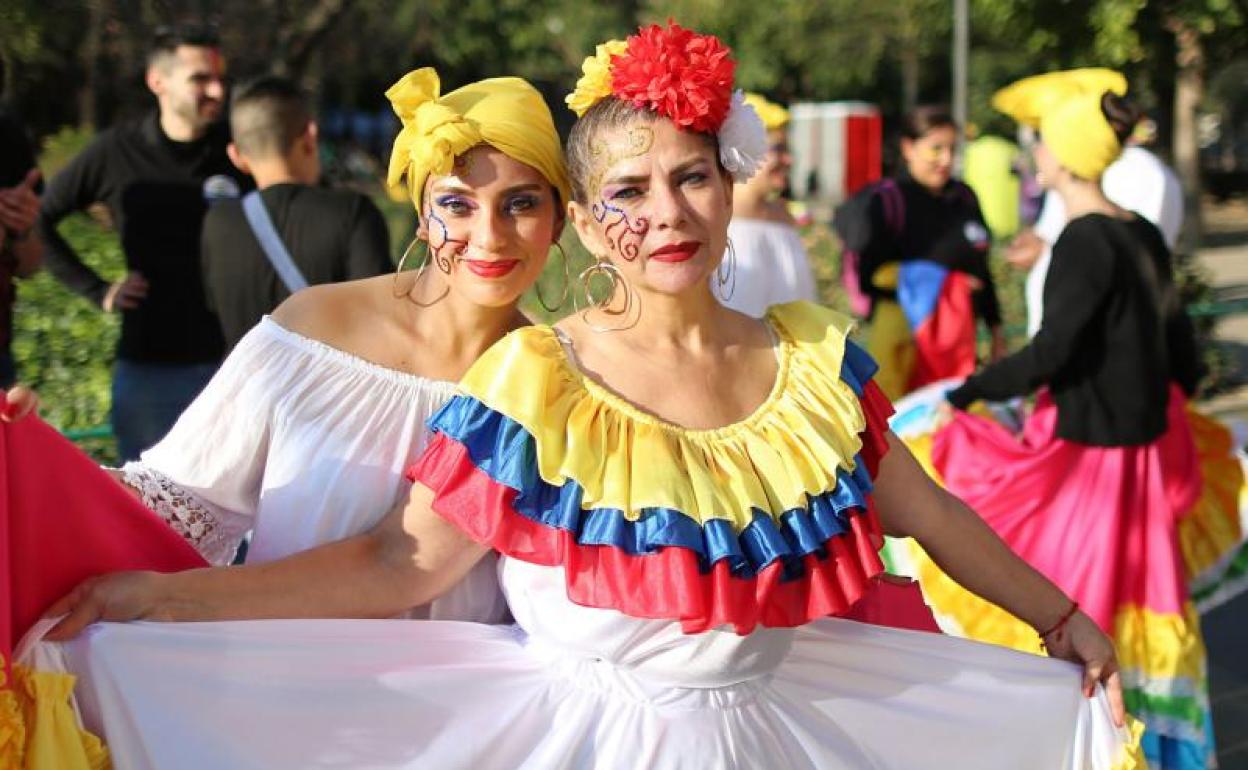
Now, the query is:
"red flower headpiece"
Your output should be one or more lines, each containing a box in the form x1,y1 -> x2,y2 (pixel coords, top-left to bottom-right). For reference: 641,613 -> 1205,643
610,22 -> 736,134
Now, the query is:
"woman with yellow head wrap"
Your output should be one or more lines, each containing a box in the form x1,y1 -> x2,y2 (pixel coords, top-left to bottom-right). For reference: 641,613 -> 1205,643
724,92 -> 818,317
8,67 -> 574,768
881,82 -> 1219,770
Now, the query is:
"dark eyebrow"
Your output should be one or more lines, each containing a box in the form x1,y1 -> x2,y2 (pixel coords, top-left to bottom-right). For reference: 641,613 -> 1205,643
602,174 -> 649,188
500,183 -> 545,196
670,157 -> 712,176
603,156 -> 711,188
430,183 -> 474,197
430,182 -> 545,197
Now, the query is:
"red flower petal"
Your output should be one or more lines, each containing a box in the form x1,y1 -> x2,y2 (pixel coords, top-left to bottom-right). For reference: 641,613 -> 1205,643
610,21 -> 735,134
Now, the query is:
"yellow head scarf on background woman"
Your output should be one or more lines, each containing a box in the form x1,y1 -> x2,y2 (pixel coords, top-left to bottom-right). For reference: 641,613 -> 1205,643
385,67 -> 571,210
992,67 -> 1130,180
743,93 -> 790,131
1039,90 -> 1125,180
991,68 -> 1126,128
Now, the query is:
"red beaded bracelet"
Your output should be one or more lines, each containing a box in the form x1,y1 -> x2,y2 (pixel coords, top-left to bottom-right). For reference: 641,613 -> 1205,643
1037,600 -> 1080,642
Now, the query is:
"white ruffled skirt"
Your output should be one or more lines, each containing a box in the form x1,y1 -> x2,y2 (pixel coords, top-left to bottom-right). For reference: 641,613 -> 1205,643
48,616 -> 1138,770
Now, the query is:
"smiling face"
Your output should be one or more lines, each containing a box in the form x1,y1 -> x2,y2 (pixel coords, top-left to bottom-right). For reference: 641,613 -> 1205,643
148,45 -> 227,133
569,116 -> 733,299
901,124 -> 957,192
414,145 -> 562,308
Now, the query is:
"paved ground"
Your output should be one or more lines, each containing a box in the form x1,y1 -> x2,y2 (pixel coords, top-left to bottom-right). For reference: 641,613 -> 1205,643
1194,198 -> 1248,770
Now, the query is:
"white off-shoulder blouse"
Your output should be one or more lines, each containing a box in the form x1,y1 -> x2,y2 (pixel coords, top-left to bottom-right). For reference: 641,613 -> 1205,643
122,316 -> 507,622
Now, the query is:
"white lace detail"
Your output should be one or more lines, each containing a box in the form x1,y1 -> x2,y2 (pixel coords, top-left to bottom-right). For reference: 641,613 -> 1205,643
120,463 -> 250,566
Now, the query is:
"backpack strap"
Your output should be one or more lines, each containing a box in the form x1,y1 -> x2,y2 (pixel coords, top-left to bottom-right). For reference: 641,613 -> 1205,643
241,191 -> 309,294
876,178 -> 905,236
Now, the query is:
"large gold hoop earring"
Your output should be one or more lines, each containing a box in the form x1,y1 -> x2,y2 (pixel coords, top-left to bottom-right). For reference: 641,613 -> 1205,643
715,238 -> 737,302
578,260 -> 635,333
394,237 -> 448,307
534,242 -> 571,314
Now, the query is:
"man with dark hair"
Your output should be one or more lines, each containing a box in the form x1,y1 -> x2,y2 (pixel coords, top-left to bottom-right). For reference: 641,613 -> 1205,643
200,75 -> 391,350
37,24 -> 250,460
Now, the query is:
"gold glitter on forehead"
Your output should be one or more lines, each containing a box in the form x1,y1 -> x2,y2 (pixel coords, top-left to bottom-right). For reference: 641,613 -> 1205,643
588,125 -> 655,196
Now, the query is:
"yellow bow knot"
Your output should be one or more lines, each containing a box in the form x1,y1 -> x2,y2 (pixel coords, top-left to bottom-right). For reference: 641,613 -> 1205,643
383,67 -> 571,210
386,68 -> 482,199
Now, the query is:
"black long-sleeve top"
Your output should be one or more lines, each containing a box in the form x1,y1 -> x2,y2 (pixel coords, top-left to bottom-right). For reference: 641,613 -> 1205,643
0,108 -> 41,350
37,112 -> 251,364
833,169 -> 1002,327
200,183 -> 393,350
947,214 -> 1201,446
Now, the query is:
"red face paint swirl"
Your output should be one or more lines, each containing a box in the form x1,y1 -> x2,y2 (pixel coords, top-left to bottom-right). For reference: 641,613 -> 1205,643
425,209 -> 469,272
591,201 -> 650,261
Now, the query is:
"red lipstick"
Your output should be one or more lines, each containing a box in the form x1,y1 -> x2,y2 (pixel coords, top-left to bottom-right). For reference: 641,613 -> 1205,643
649,241 -> 701,263
465,260 -> 520,278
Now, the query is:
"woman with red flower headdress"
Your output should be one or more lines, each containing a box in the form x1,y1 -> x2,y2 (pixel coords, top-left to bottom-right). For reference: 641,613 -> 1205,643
38,23 -> 1144,769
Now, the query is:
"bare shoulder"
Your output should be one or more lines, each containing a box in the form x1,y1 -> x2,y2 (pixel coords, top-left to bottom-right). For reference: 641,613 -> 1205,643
270,274 -> 399,350
551,312 -> 593,349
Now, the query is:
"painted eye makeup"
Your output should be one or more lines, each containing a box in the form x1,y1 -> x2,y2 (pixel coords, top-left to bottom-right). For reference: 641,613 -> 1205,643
433,194 -> 474,215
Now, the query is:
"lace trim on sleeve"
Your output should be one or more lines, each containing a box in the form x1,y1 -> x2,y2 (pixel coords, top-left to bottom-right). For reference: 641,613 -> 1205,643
120,463 -> 251,566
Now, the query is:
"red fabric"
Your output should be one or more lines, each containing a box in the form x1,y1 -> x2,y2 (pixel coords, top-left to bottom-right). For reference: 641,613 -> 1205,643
910,271 -> 977,390
842,112 -> 883,198
842,576 -> 941,633
930,387 -> 1198,631
2,410 -> 206,679
859,380 -> 895,475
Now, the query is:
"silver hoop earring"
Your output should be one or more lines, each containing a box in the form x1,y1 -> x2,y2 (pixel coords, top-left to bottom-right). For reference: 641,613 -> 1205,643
716,238 -> 737,302
534,242 -> 571,314
579,259 -> 635,333
394,237 -> 448,307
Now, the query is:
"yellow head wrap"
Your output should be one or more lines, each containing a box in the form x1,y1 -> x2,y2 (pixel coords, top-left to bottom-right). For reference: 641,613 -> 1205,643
1039,90 -> 1124,180
385,68 -> 571,210
991,68 -> 1126,129
992,68 -> 1129,180
743,93 -> 790,131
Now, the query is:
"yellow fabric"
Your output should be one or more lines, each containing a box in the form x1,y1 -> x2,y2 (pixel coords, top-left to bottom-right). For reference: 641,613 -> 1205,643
1,685 -> 23,769
992,68 -> 1127,129
1040,90 -> 1124,180
1115,719 -> 1148,770
743,93 -> 790,130
899,530 -> 1209,682
865,298 -> 913,401
1178,408 -> 1246,582
962,135 -> 1021,237
2,664 -> 109,770
386,68 -> 571,209
566,40 -> 628,117
458,301 -> 868,529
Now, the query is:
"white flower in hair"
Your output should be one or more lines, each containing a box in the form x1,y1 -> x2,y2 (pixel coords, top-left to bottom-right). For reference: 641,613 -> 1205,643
717,90 -> 768,183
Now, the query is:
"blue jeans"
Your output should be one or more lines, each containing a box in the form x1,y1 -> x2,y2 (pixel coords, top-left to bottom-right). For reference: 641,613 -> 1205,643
112,359 -> 219,461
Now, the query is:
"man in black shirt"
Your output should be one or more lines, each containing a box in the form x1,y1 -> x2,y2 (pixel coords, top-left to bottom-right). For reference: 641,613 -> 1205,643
0,108 -> 44,387
37,25 -> 250,460
201,76 -> 391,350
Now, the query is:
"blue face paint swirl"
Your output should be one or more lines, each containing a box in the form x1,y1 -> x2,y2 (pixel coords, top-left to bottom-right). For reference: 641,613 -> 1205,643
423,208 -> 468,273
591,200 -> 649,261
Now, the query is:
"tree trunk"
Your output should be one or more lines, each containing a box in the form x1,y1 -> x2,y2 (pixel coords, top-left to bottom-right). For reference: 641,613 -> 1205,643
78,0 -> 108,130
1168,14 -> 1204,254
900,44 -> 919,113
